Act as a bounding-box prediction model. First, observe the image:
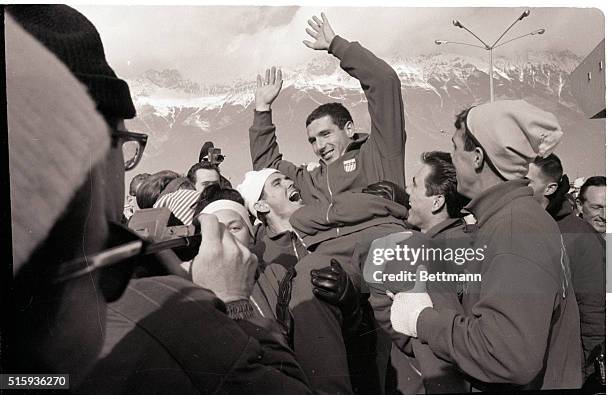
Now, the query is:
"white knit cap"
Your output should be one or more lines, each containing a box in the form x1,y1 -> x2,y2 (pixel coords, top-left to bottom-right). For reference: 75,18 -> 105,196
237,168 -> 279,216
7,15 -> 110,274
466,100 -> 563,180
199,199 -> 254,237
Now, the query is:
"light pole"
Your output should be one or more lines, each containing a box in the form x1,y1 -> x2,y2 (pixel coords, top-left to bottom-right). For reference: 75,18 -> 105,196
435,10 -> 545,102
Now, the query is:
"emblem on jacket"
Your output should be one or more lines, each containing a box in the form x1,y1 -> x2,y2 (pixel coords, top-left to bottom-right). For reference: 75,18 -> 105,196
343,158 -> 356,172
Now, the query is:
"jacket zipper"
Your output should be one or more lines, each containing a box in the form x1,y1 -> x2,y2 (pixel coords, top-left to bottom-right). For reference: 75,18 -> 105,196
325,167 -> 333,223
325,163 -> 341,236
291,232 -> 309,257
249,295 -> 265,317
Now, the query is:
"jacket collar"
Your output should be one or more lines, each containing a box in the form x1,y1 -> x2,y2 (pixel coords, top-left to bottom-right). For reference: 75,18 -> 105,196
427,217 -> 464,238
318,133 -> 369,166
265,224 -> 294,240
464,179 -> 533,226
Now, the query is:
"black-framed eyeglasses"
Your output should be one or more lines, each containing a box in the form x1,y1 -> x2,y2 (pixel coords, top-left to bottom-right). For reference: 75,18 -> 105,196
112,130 -> 148,171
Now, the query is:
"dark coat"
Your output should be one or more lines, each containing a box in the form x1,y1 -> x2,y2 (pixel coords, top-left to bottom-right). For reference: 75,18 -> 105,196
366,218 -> 470,394
416,180 -> 582,390
78,275 -> 312,394
290,190 -> 408,250
551,198 -> 605,379
253,193 -> 409,394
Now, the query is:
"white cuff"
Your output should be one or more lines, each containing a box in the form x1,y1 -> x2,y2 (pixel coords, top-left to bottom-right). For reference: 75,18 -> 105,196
390,292 -> 432,337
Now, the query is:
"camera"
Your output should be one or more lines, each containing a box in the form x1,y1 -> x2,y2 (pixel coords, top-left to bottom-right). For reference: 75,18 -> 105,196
206,147 -> 225,165
127,207 -> 200,261
199,141 -> 225,165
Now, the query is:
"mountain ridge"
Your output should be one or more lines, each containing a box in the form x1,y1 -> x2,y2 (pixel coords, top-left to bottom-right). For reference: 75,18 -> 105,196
123,49 -> 605,189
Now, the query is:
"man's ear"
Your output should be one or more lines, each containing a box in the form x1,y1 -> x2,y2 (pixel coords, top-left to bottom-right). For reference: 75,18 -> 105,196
253,200 -> 270,215
343,121 -> 355,138
544,182 -> 559,197
576,198 -> 584,214
473,147 -> 485,171
431,195 -> 446,214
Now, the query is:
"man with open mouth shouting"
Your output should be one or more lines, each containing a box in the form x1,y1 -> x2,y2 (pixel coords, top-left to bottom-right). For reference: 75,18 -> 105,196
239,168 -> 411,394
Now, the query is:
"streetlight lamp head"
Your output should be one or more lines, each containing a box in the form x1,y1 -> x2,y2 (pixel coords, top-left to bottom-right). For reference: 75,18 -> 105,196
434,40 -> 445,45
536,29 -> 545,34
452,20 -> 463,28
519,10 -> 530,20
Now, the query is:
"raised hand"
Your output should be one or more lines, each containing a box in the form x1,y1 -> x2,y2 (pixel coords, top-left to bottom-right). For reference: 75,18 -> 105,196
302,12 -> 336,51
255,66 -> 283,112
191,214 -> 258,303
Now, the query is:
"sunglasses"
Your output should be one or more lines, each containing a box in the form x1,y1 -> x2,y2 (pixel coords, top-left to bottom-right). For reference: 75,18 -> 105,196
112,130 -> 148,171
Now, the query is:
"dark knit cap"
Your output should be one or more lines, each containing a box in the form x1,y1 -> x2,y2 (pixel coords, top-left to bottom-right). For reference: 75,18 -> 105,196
8,5 -> 136,119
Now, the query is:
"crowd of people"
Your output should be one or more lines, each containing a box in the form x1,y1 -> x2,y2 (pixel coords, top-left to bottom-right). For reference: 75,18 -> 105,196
7,5 -> 606,394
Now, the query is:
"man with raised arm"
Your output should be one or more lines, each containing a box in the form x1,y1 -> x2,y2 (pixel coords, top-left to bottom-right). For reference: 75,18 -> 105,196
250,13 -> 406,205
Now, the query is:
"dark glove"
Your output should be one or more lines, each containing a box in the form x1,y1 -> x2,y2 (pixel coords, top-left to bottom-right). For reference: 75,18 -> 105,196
362,181 -> 410,210
311,259 -> 362,333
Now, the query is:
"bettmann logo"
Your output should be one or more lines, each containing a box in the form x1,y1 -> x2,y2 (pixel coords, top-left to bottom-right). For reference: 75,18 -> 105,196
343,158 -> 356,172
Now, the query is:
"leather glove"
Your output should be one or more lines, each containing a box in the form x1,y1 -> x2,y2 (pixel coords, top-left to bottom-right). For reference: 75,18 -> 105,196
311,259 -> 361,332
362,180 -> 410,209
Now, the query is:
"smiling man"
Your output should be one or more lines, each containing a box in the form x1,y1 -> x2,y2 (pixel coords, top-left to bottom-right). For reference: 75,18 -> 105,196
407,151 -> 467,232
577,176 -> 606,235
249,13 -> 406,207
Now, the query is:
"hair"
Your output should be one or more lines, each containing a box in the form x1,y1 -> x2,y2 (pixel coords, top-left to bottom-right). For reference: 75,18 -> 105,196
532,154 -> 571,215
191,183 -> 246,224
454,107 -> 479,152
306,102 -> 353,129
135,170 -> 180,209
579,176 -> 606,202
220,174 -> 233,189
176,178 -> 196,190
454,107 -> 506,181
187,161 -> 221,184
129,173 -> 151,196
158,177 -> 196,199
533,154 -> 563,184
421,151 -> 468,218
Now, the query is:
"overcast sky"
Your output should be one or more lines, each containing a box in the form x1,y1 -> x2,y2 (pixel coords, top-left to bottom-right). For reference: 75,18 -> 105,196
75,5 -> 604,85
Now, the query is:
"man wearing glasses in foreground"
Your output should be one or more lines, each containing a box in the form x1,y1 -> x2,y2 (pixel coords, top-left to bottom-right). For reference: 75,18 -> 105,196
8,6 -> 312,393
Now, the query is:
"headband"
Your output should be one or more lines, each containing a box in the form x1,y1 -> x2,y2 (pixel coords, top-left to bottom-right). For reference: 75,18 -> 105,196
199,200 -> 254,237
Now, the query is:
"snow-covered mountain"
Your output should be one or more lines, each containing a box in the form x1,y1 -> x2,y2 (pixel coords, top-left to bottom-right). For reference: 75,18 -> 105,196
124,50 -> 605,187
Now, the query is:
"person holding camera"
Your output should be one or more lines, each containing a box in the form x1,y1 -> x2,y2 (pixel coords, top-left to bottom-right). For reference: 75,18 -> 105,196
8,6 -> 314,393
198,141 -> 233,188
